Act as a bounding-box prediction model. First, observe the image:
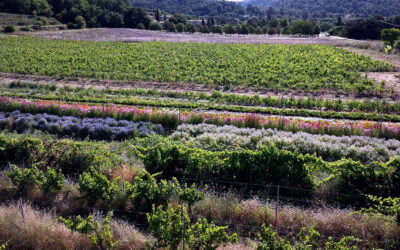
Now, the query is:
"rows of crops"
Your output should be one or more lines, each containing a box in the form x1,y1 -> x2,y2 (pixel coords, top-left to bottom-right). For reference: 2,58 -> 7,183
1,34 -> 399,249
0,35 -> 395,91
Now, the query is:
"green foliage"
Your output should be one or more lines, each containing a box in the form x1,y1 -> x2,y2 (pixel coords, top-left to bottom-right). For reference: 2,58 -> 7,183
177,183 -> 205,211
60,212 -> 118,249
136,23 -> 145,29
147,205 -> 190,250
78,168 -> 118,205
40,167 -> 65,193
324,236 -> 359,250
147,205 -> 236,250
288,20 -> 317,36
0,242 -> 7,250
7,164 -> 64,194
144,144 -> 316,197
129,171 -> 178,212
394,40 -> 400,50
74,16 -> 86,29
176,23 -> 185,32
7,165 -> 45,194
257,224 -> 291,250
188,218 -> 238,250
326,159 -> 398,206
149,21 -> 162,31
0,36 -> 393,91
89,212 -> 118,249
358,195 -> 400,224
295,226 -> 321,249
59,215 -> 98,234
381,28 -> 400,46
3,25 -> 15,33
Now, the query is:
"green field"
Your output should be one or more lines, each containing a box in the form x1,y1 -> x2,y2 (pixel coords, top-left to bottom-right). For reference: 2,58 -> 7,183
0,35 -> 394,91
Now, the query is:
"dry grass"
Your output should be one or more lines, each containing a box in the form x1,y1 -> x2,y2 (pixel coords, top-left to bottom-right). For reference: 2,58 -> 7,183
0,203 -> 91,249
193,193 -> 400,246
0,203 -> 149,249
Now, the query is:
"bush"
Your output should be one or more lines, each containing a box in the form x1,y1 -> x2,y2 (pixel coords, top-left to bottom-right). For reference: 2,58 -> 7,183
3,25 -> 16,33
136,23 -> 145,29
143,144 -> 316,197
176,23 -> 185,32
75,16 -> 86,29
147,205 -> 237,250
7,165 -> 64,194
381,28 -> 400,46
149,21 -> 162,31
185,23 -> 196,33
394,40 -> 400,50
78,168 -> 119,206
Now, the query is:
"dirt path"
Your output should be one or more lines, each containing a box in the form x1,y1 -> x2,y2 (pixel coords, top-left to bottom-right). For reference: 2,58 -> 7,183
341,47 -> 400,92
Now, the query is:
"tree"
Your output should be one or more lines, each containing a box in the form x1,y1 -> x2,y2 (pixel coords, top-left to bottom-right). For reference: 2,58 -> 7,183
155,8 -> 161,22
75,16 -> 86,29
185,23 -> 196,33
176,23 -> 185,32
381,28 -> 400,46
223,24 -> 236,34
124,7 -> 151,29
240,24 -> 249,35
288,20 -> 315,36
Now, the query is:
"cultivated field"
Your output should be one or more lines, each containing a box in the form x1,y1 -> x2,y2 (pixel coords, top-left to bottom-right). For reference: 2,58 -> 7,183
0,30 -> 399,249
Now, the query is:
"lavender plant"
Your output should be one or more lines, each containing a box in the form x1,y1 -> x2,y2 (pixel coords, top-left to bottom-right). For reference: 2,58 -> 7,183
0,111 -> 165,140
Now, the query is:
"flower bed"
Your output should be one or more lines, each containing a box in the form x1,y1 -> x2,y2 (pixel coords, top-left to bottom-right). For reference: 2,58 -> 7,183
2,96 -> 400,139
0,111 -> 165,140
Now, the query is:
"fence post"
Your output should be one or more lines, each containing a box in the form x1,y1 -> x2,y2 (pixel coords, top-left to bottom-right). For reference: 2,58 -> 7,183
275,185 -> 280,228
19,197 -> 25,224
182,207 -> 186,250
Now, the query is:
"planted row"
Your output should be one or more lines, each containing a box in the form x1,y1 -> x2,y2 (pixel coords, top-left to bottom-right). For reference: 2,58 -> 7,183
0,133 -> 122,175
8,81 -> 400,114
4,89 -> 400,123
4,96 -> 400,139
173,124 -> 400,163
0,111 -> 165,140
141,142 -> 400,206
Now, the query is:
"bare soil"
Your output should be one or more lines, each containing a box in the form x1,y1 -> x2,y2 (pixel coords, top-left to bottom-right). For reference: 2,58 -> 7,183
28,28 -> 361,45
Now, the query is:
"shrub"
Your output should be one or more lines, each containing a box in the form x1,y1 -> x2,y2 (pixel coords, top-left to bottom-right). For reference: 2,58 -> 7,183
129,171 -> 179,212
136,23 -> 145,29
147,205 -> 189,250
149,21 -> 162,31
176,23 -> 185,32
59,215 -> 98,234
147,205 -> 237,250
75,16 -> 86,29
188,218 -> 238,249
394,40 -> 400,50
257,224 -> 291,250
381,28 -> 400,46
78,168 -> 119,206
6,165 -> 64,194
3,25 -> 15,33
7,165 -> 45,194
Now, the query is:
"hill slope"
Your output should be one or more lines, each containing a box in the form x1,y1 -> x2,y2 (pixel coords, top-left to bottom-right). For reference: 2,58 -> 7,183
244,0 -> 400,18
130,0 -> 261,17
